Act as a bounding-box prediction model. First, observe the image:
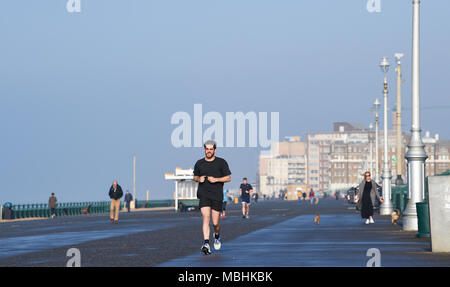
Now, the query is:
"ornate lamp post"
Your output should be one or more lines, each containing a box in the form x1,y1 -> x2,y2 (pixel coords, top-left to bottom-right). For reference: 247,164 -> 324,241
371,99 -> 381,183
395,53 -> 405,185
379,56 -> 394,216
404,0 -> 428,231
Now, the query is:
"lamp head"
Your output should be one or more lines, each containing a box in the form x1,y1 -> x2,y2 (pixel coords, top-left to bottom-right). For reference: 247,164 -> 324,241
380,56 -> 390,74
374,98 -> 380,109
394,53 -> 404,64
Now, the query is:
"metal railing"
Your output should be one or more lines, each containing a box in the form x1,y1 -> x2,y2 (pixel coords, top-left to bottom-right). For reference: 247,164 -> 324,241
134,200 -> 174,209
5,199 -> 177,220
9,201 -> 117,219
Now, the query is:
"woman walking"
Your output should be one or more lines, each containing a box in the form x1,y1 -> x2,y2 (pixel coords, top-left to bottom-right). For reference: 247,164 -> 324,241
356,171 -> 384,224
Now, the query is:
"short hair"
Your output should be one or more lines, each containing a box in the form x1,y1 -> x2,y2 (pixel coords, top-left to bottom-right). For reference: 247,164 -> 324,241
243,177 -> 247,180
204,140 -> 217,149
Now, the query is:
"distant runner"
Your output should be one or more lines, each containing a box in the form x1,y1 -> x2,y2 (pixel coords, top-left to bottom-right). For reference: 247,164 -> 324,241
194,140 -> 231,255
240,178 -> 253,219
221,187 -> 231,219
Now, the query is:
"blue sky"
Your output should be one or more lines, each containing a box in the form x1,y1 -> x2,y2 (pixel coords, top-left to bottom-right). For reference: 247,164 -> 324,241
1,0 -> 449,204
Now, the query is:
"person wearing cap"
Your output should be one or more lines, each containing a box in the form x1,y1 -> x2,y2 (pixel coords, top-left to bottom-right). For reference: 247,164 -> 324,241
194,140 -> 231,255
240,177 -> 253,219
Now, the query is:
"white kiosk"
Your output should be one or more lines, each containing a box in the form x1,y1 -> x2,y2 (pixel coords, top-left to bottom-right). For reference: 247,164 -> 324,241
165,168 -> 198,212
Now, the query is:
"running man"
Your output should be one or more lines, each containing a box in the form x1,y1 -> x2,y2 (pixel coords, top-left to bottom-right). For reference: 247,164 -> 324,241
240,178 -> 253,219
194,140 -> 231,255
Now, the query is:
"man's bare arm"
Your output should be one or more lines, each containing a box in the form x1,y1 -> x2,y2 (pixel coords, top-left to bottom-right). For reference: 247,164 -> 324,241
194,176 -> 206,183
208,175 -> 231,183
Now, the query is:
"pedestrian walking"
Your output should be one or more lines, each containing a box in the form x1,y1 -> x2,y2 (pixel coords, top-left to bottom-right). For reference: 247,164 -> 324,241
302,192 -> 307,201
124,190 -> 133,213
109,180 -> 123,224
48,193 -> 57,218
194,140 -> 231,255
309,189 -> 315,205
356,171 -> 384,224
221,188 -> 231,219
240,178 -> 253,219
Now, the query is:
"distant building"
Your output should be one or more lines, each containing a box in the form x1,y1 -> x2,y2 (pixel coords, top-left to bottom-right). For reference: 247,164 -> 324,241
258,123 -> 450,196
329,141 -> 368,191
423,132 -> 450,176
306,123 -> 370,191
258,136 -> 308,198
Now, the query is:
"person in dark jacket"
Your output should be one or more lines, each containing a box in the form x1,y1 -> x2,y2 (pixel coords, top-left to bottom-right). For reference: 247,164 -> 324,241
124,190 -> 133,213
48,193 -> 57,218
356,171 -> 384,224
109,181 -> 123,223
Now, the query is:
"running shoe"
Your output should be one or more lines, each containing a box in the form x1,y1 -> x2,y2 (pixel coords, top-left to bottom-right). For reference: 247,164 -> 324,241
201,243 -> 211,255
245,214 -> 250,219
365,219 -> 370,225
214,237 -> 222,250
242,215 -> 246,219
369,218 -> 375,224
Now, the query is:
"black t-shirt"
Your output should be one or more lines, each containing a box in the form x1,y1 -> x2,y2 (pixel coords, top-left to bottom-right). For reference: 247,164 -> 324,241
194,157 -> 231,201
240,183 -> 253,200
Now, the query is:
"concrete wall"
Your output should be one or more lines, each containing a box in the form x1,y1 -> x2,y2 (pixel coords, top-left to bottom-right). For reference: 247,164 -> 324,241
428,175 -> 450,252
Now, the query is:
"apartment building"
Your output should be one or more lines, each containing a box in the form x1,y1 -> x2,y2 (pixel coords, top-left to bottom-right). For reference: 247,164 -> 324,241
423,132 -> 450,176
258,136 -> 308,198
307,123 -> 369,191
258,124 -> 450,197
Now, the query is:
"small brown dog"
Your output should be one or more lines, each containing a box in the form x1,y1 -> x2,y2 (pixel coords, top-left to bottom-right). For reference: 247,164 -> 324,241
314,212 -> 320,225
391,209 -> 400,225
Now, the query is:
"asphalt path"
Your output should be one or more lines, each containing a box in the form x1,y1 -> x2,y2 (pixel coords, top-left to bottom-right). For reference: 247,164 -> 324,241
1,199 -> 449,267
0,199 -> 324,266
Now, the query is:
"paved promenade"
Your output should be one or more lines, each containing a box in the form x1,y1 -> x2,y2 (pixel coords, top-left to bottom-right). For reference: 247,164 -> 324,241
0,199 -> 449,267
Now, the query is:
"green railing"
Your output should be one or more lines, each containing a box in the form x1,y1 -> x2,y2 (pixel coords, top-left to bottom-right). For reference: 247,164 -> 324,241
391,169 -> 450,216
7,199 -> 179,219
134,200 -> 175,209
10,201 -> 121,219
391,185 -> 408,214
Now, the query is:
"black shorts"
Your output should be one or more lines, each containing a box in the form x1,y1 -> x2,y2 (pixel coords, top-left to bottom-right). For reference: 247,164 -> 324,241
199,197 -> 223,212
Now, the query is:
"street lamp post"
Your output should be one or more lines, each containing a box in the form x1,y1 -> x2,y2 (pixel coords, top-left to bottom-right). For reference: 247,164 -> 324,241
379,56 -> 394,216
404,0 -> 428,231
371,99 -> 381,183
395,53 -> 405,185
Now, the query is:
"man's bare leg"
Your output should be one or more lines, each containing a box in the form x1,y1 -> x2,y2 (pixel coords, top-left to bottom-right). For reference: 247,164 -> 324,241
201,206 -> 211,240
211,209 -> 221,236
211,208 -> 222,250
